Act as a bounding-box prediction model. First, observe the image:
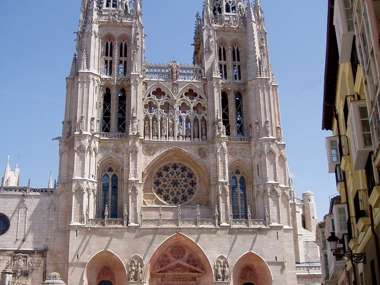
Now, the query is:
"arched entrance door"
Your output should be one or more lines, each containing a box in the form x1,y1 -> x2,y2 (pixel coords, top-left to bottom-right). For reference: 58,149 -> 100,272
148,234 -> 213,285
233,253 -> 272,285
85,250 -> 127,285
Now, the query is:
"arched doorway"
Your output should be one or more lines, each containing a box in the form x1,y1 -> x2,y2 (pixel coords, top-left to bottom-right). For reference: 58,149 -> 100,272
148,234 -> 213,285
85,250 -> 127,285
98,281 -> 113,285
233,253 -> 272,285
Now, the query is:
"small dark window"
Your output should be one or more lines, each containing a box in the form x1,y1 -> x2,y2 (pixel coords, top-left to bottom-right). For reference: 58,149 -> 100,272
99,281 -> 113,285
105,0 -> 117,8
102,88 -> 112,133
117,89 -> 127,133
235,92 -> 244,136
365,154 -> 375,196
351,37 -> 359,81
343,97 -> 349,129
221,92 -> 230,136
301,214 -> 306,229
0,213 -> 10,235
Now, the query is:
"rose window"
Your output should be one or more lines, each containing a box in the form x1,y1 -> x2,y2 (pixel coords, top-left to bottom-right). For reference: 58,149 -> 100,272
153,163 -> 197,205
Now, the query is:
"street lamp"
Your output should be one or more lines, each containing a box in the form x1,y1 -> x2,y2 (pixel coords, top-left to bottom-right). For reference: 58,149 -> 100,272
327,232 -> 366,264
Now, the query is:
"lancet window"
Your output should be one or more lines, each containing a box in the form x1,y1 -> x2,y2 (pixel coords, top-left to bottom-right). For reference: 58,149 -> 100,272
118,41 -> 128,77
100,168 -> 118,219
117,89 -> 127,133
143,87 -> 207,141
104,40 -> 114,76
231,170 -> 248,219
225,0 -> 237,13
235,92 -> 244,136
218,45 -> 228,80
213,0 -> 223,15
102,88 -> 112,133
105,0 -> 118,8
232,45 -> 242,81
221,91 -> 231,136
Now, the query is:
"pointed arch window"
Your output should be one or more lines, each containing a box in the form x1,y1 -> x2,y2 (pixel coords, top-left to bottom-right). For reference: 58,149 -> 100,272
235,92 -> 244,136
102,88 -> 112,133
104,40 -> 114,76
221,91 -> 230,136
213,0 -> 223,15
231,170 -> 248,219
101,168 -> 118,218
118,41 -> 128,77
232,45 -> 242,81
117,89 -> 127,133
225,0 -> 237,14
218,45 -> 228,80
105,0 -> 118,8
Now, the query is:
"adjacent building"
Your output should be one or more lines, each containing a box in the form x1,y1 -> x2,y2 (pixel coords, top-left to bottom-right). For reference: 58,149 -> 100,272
321,0 -> 380,284
1,1 -> 321,284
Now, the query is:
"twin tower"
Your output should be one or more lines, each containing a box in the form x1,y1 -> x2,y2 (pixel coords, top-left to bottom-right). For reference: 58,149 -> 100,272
42,0 -> 319,284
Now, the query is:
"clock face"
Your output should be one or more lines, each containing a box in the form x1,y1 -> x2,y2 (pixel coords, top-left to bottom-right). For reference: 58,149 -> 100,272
0,214 -> 10,235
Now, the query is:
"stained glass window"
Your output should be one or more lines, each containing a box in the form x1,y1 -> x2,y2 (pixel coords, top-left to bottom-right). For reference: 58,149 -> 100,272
101,169 -> 118,218
153,163 -> 197,205
231,170 -> 248,219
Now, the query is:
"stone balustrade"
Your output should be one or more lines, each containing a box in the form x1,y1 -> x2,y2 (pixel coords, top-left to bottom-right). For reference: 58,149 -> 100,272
145,63 -> 202,81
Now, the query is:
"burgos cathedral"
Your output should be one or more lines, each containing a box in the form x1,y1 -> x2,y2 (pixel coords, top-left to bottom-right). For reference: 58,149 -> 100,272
0,1 -> 321,285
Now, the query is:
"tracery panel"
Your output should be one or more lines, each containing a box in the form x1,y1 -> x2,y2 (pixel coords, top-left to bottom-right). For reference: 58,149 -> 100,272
143,87 -> 207,141
153,163 -> 197,205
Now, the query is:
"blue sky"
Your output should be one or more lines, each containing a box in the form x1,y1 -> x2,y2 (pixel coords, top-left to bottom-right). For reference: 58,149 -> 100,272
0,0 -> 335,217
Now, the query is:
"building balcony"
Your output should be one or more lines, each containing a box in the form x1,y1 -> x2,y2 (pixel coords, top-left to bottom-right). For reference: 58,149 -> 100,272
369,185 -> 380,209
357,216 -> 370,233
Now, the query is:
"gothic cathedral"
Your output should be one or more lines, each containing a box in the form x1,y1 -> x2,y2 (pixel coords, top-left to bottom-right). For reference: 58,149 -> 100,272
0,1 -> 321,285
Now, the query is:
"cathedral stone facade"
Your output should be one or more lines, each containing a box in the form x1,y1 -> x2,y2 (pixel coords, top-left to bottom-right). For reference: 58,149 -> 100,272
0,1 -> 321,284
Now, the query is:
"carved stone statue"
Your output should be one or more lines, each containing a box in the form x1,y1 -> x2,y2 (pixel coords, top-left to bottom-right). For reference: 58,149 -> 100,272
214,256 -> 230,281
222,259 -> 230,281
129,257 -> 144,282
168,119 -> 174,138
144,118 -> 150,138
128,259 -> 137,281
152,118 -> 158,138
214,260 -> 222,281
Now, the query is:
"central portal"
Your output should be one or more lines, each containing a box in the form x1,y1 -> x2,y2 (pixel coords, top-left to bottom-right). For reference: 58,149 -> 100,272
148,234 -> 213,285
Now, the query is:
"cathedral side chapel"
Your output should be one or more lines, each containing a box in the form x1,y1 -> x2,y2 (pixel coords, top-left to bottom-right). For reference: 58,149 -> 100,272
0,0 -> 321,284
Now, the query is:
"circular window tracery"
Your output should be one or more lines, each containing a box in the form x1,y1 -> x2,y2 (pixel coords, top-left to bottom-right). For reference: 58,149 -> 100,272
153,163 -> 197,205
0,213 -> 10,236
